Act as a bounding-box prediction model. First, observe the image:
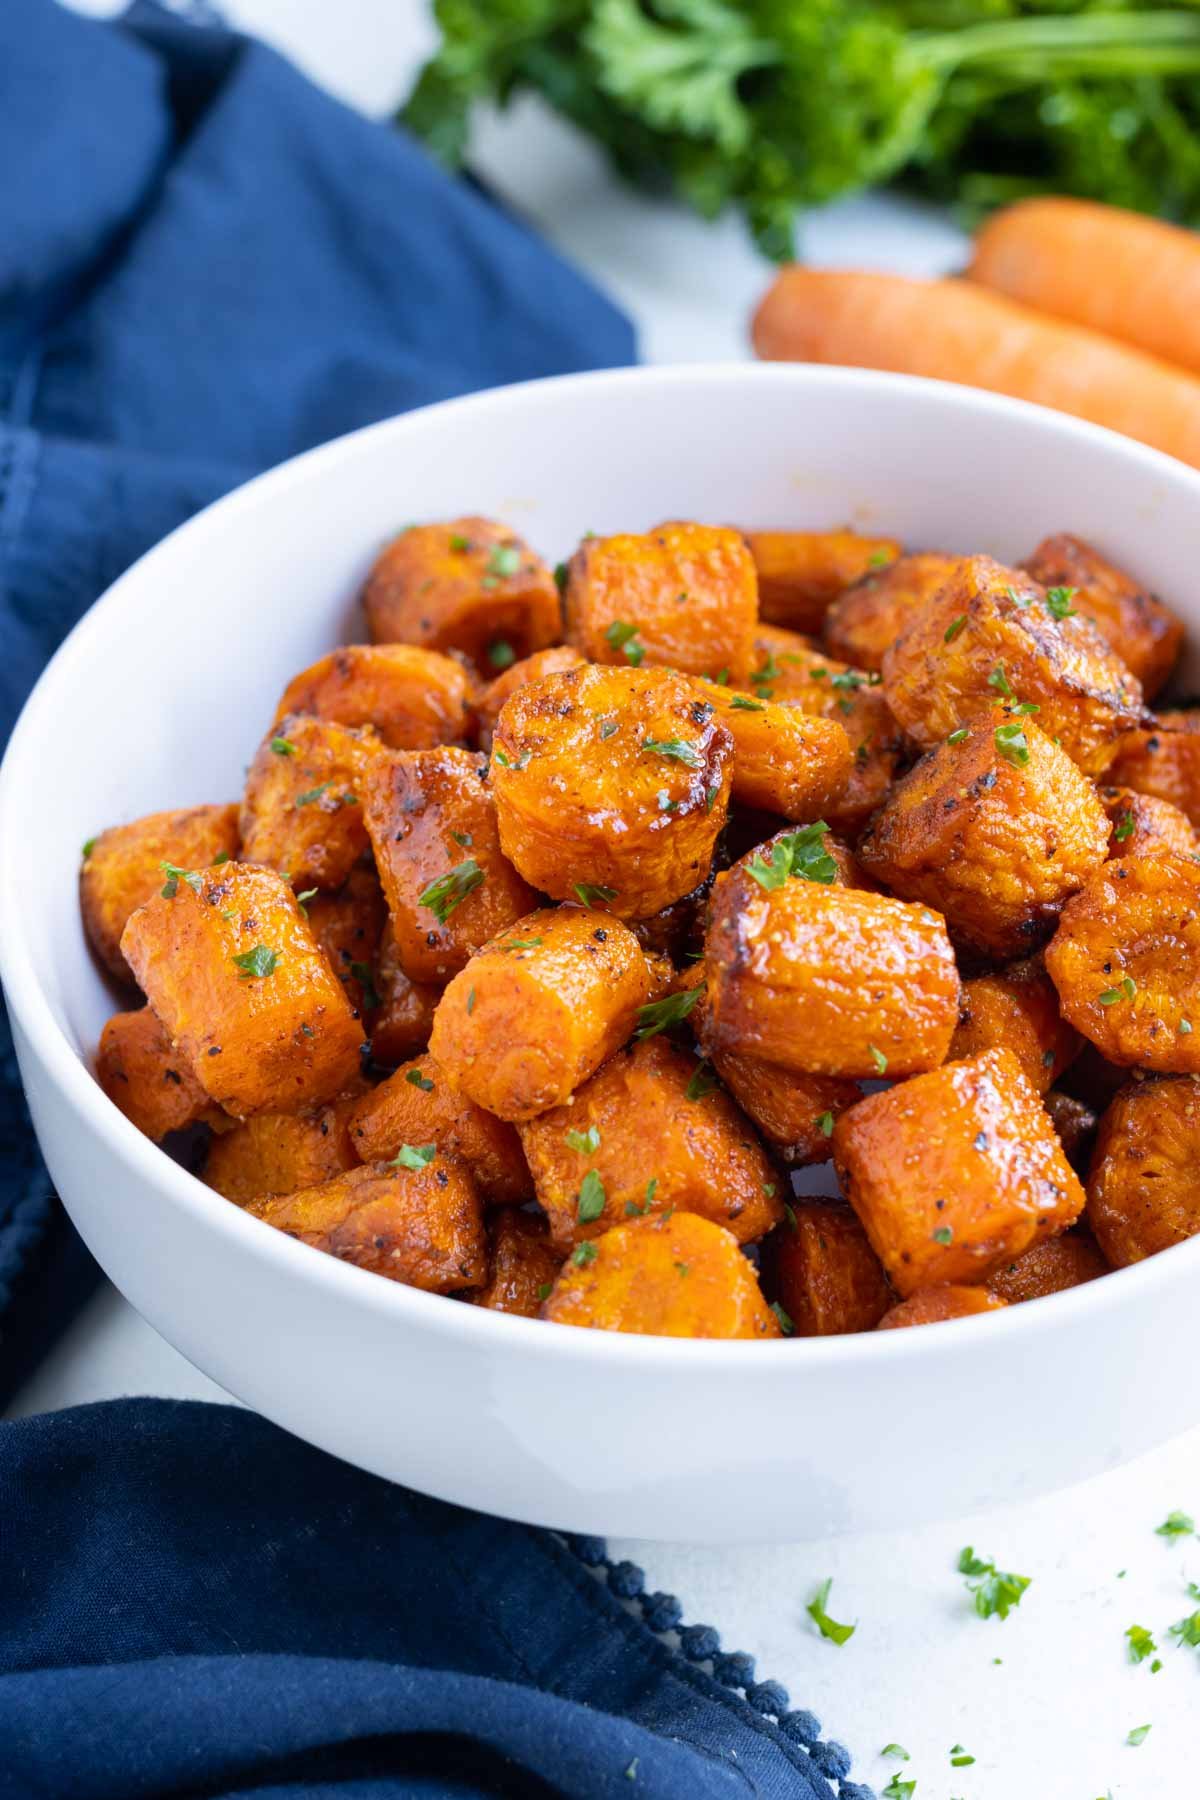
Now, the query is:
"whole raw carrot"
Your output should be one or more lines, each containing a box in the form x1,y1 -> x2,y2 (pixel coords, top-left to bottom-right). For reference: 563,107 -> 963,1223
970,198 -> 1200,377
752,268 -> 1200,471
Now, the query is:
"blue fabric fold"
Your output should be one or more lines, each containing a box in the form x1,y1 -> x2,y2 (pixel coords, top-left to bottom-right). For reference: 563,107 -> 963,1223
0,0 -> 634,1407
0,1401 -> 851,1800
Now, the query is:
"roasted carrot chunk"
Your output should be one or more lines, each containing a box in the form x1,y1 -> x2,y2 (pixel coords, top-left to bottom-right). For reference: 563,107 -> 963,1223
490,663 -> 733,919
754,647 -> 906,836
247,1152 -> 486,1292
949,958 -> 1080,1094
367,922 -> 442,1067
1107,712 -> 1200,829
517,1037 -> 782,1250
469,1208 -> 565,1317
833,1047 -> 1085,1296
1098,784 -> 1198,861
882,554 -> 1144,775
986,1225 -> 1106,1304
823,552 -> 962,671
81,803 -> 239,983
1045,854 -> 1200,1072
303,866 -> 387,1021
705,863 -> 959,1080
273,644 -> 473,749
363,746 -> 536,984
541,1213 -> 780,1339
1086,1076 -> 1200,1266
347,1051 -> 529,1204
859,713 -> 1109,959
690,679 -> 852,822
706,1045 -> 859,1165
96,1007 -> 223,1141
120,863 -> 364,1118
1022,533 -> 1183,699
877,1286 -> 1008,1330
760,1202 -> 892,1336
240,715 -> 382,891
363,517 -> 560,670
741,528 -> 901,634
473,645 -> 584,751
564,522 -> 756,684
430,907 -> 653,1122
204,1088 -> 364,1203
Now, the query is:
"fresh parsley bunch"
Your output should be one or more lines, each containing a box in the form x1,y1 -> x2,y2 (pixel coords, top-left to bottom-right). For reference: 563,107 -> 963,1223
404,0 -> 1200,259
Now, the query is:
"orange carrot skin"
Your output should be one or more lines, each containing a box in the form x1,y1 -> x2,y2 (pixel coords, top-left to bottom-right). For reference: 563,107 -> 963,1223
752,269 -> 1200,473
970,198 -> 1200,379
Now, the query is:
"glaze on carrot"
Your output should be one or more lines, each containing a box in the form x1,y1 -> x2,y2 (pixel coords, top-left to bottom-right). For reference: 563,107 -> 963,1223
751,269 -> 1200,472
969,198 -> 1200,378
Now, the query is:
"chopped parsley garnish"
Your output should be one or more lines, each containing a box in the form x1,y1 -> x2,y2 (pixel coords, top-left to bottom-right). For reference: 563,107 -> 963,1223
994,723 -> 1030,768
448,532 -> 471,552
867,549 -> 891,568
553,561 -> 568,594
1182,1019 -> 1194,1034
606,620 -> 644,666
81,836 -> 97,860
599,719 -> 619,740
1126,1724 -> 1151,1747
770,1300 -> 794,1335
577,1168 -> 606,1223
881,1745 -> 909,1761
486,544 -> 522,579
1099,976 -> 1137,1006
950,1745 -> 975,1767
958,1546 -> 1031,1620
869,1043 -> 888,1075
944,614 -> 968,643
881,1778 -> 915,1800
488,639 -> 516,671
537,1282 -> 553,1302
634,986 -> 701,1040
565,1125 -> 600,1155
270,736 -> 296,756
806,1577 -> 855,1646
491,748 -> 532,770
685,1061 -> 719,1101
466,987 -> 476,1015
573,882 -> 618,906
295,782 -> 333,807
946,726 -> 968,745
160,860 -> 202,899
1169,1609 -> 1200,1648
349,960 -> 381,1010
418,859 -> 484,923
816,1110 -> 835,1138
294,887 -> 317,916
1114,811 -> 1136,842
406,1068 -> 435,1092
624,1177 -> 658,1219
730,695 -> 765,712
1013,700 -> 1040,715
502,938 -> 543,952
642,737 -> 701,766
932,1225 -> 953,1245
657,789 -> 677,813
746,821 -> 837,890
675,1261 -> 690,1276
1126,1624 -> 1157,1664
987,663 -> 1014,698
231,945 -> 279,980
1045,585 -> 1078,620
1005,583 -> 1033,608
571,1241 -> 598,1267
451,830 -> 473,847
831,667 -> 877,691
389,1142 -> 437,1170
1156,1510 -> 1194,1541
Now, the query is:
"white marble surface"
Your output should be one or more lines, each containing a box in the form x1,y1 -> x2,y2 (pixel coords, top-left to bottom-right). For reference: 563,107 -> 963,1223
27,5 -> 1200,1795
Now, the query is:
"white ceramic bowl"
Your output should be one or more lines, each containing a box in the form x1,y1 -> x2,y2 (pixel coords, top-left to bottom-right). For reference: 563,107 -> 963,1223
3,365 -> 1199,1543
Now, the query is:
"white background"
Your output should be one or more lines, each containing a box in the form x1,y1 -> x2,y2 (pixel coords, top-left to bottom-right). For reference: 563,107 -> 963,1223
27,6 -> 1200,1796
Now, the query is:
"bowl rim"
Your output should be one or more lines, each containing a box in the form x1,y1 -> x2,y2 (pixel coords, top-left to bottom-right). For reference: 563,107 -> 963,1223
3,358 -> 1197,1370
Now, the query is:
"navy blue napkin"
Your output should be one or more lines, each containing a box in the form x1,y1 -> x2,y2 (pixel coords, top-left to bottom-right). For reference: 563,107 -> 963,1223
0,1400 -> 866,1800
0,0 -> 634,1407
0,8 -> 870,1795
